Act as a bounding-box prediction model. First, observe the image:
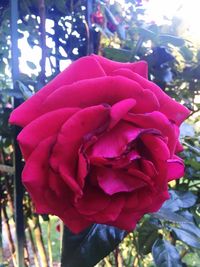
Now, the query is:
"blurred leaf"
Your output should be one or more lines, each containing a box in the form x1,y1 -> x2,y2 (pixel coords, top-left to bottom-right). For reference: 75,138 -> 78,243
180,46 -> 194,61
152,238 -> 183,267
2,89 -> 23,99
17,80 -> 33,99
138,27 -> 157,40
171,227 -> 200,249
180,123 -> 195,138
146,47 -> 174,67
138,220 -> 159,255
104,47 -> 132,62
104,6 -> 118,26
179,221 -> 200,238
116,24 -> 126,40
152,208 -> 191,224
26,60 -> 37,70
61,224 -> 127,267
159,35 -> 185,46
162,190 -> 197,212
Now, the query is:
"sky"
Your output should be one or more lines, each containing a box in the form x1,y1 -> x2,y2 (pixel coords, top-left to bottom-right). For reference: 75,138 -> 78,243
18,0 -> 200,76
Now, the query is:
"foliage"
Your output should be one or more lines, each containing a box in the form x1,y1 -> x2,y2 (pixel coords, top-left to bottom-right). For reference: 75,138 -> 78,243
0,0 -> 200,266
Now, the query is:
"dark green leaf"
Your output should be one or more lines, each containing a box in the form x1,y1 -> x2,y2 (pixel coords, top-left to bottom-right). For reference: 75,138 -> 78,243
159,35 -> 185,46
116,24 -> 126,40
162,190 -> 197,212
103,47 -> 132,62
152,208 -> 191,224
178,211 -> 200,238
61,224 -> 127,267
138,27 -> 157,40
26,60 -> 37,69
171,227 -> 200,249
2,89 -> 23,99
17,80 -> 33,99
138,220 -> 159,255
152,238 -> 183,267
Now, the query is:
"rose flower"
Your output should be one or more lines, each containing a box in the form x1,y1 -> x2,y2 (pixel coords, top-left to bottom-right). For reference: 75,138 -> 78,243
9,55 -> 190,233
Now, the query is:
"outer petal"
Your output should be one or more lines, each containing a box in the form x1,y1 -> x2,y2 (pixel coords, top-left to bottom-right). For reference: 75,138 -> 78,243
86,195 -> 125,223
92,54 -> 148,78
124,72 -> 190,125
60,207 -> 92,234
74,186 -> 110,216
9,56 -> 106,127
22,136 -> 65,214
18,108 -> 79,160
25,76 -> 159,119
167,156 -> 185,181
108,210 -> 142,231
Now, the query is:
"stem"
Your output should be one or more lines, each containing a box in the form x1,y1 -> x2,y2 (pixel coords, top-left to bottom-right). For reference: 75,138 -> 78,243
180,248 -> 189,259
132,232 -> 142,267
47,220 -> 53,267
30,216 -> 48,267
104,257 -> 112,267
115,248 -> 119,267
24,238 -> 30,267
2,205 -> 17,267
27,224 -> 40,267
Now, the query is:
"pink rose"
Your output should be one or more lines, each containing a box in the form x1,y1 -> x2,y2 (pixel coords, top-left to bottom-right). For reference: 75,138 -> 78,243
9,55 -> 190,233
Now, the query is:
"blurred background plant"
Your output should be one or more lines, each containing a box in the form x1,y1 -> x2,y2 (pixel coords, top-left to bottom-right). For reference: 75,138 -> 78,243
0,0 -> 200,266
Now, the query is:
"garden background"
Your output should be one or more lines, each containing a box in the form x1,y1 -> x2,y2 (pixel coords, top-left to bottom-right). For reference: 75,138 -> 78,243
0,0 -> 200,266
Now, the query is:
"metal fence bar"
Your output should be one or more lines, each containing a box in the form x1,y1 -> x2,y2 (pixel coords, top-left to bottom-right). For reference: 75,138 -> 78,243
10,0 -> 25,266
0,196 -> 3,265
86,0 -> 94,55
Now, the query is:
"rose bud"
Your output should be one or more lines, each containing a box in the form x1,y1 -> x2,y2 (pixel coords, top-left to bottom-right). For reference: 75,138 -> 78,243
9,55 -> 190,233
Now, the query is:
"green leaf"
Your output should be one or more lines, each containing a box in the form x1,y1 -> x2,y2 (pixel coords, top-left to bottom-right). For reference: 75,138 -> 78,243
138,27 -> 157,40
61,224 -> 127,267
152,238 -> 183,267
171,227 -> 200,249
159,35 -> 185,46
103,47 -> 132,62
116,24 -> 126,40
162,190 -> 197,212
152,208 -> 192,224
138,220 -> 159,255
179,211 -> 200,238
26,61 -> 37,70
2,89 -> 23,99
17,80 -> 33,99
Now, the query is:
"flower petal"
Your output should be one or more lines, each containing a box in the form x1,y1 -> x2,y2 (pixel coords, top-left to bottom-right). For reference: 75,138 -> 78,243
50,105 -> 110,186
27,76 -> 159,119
124,111 -> 177,155
75,186 -> 110,215
167,156 -> 184,181
110,98 -> 136,129
18,108 -> 79,160
86,195 -> 125,223
126,72 -> 190,125
97,167 -> 148,195
22,136 -> 67,214
92,54 -> 148,78
9,56 -> 106,127
88,121 -> 142,159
